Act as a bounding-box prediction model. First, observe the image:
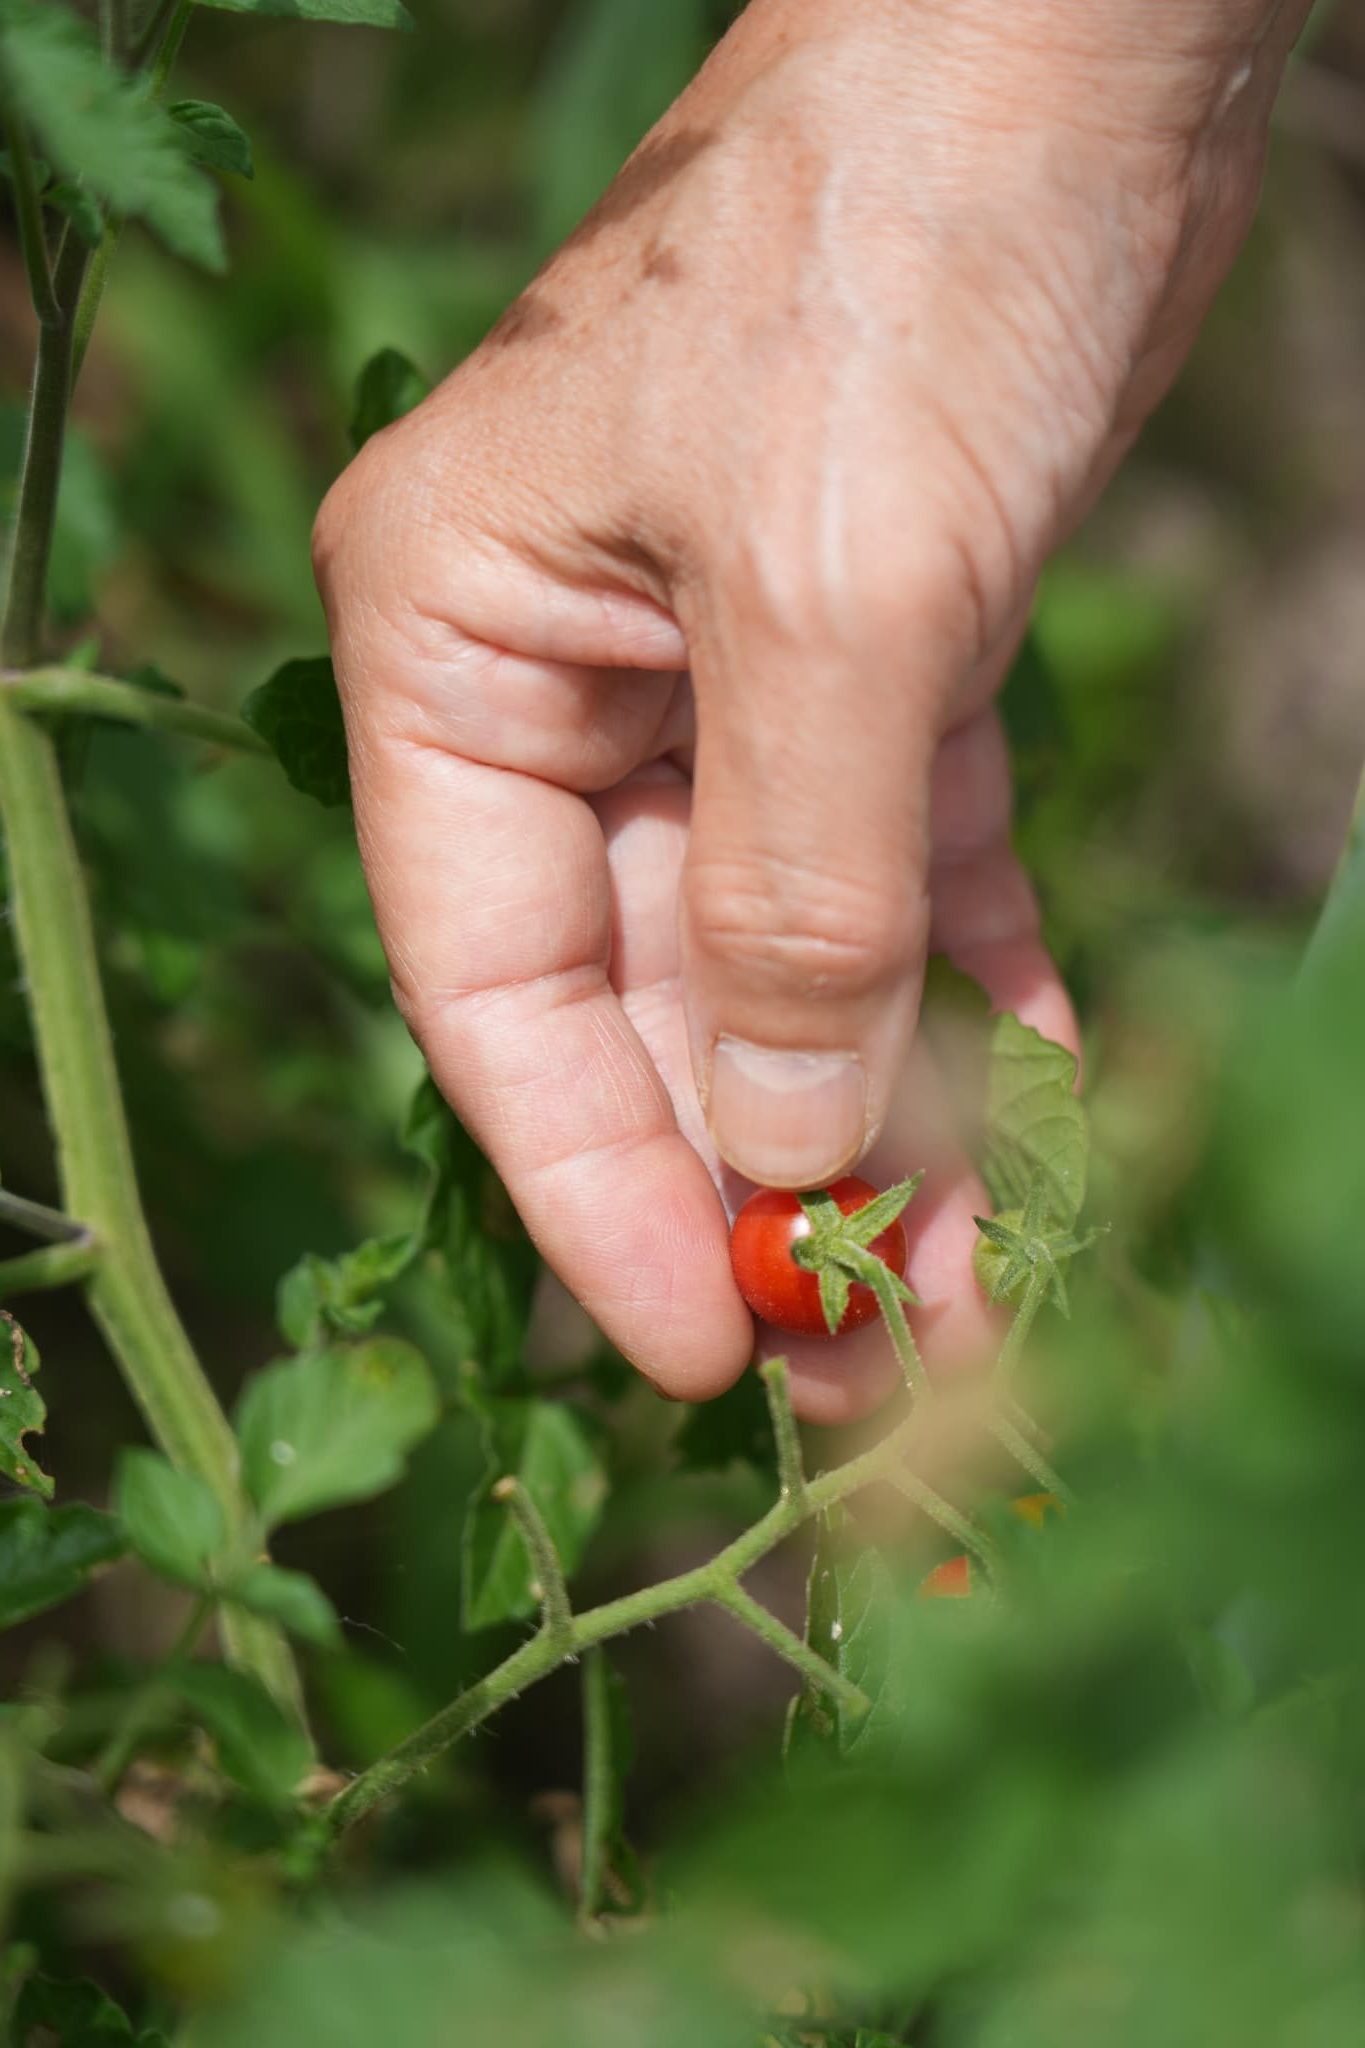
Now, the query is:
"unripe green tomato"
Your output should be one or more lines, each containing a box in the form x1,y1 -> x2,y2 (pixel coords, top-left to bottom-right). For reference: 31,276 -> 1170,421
973,1208 -> 1026,1303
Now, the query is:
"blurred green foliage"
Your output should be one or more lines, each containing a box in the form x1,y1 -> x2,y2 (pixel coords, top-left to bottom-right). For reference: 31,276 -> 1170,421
2,0 -> 1365,2042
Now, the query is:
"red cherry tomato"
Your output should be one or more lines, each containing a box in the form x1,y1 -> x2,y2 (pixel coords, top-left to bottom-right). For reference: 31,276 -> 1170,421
728,1176 -> 909,1339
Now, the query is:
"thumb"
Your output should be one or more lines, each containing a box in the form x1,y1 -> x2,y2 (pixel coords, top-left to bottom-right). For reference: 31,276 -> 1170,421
680,568 -> 966,1190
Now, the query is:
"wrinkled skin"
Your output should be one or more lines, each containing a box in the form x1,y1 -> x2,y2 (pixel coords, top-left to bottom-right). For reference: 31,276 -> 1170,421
314,0 -> 1310,1424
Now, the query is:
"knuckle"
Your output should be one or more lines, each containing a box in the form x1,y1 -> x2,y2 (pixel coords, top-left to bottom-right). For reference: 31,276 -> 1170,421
687,856 -> 921,999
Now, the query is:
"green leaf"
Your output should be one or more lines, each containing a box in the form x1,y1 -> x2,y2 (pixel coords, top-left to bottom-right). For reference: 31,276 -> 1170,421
241,656 -> 350,808
0,1499 -> 124,1631
114,1448 -> 226,1590
787,1513 -> 899,1762
674,1369 -> 776,1478
14,1972 -> 140,2044
169,99 -> 254,180
0,0 -> 223,269
226,1563 -> 342,1650
462,1398 -> 607,1630
349,347 -> 430,452
403,1076 -> 539,1386
172,1663 -> 311,1805
196,0 -> 413,29
818,1263 -> 852,1336
842,1173 -> 923,1246
982,1012 -> 1087,1228
235,1337 -> 440,1530
0,1311 -> 51,1498
276,1233 -> 416,1350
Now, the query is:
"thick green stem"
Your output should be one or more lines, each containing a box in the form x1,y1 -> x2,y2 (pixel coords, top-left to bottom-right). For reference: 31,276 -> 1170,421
0,1239 -> 100,1301
0,697 -> 299,1709
5,667 -> 269,754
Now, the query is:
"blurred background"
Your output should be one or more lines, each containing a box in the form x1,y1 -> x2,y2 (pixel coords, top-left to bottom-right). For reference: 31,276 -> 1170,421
1,0 -> 1363,1848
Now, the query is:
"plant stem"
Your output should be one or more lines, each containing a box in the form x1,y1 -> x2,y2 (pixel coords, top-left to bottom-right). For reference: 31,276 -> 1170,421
491,1477 -> 572,1646
759,1357 -> 804,1503
327,1404 -> 927,1837
0,238 -> 87,669
94,1594 -> 213,1796
886,1471 -> 1001,1578
711,1580 -> 870,1721
993,1268 -> 1049,1388
988,1412 -> 1071,1504
5,667 -> 270,755
0,104 -> 59,331
0,221 -> 299,1715
864,1261 -> 929,1398
0,1190 -> 88,1243
0,1239 -> 100,1300
578,1649 -> 614,1925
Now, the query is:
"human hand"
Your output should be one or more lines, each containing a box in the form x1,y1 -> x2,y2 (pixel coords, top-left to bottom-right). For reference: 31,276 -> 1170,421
313,0 -> 1309,1421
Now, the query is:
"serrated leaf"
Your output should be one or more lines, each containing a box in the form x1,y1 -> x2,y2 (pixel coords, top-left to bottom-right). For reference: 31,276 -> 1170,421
674,1369 -> 775,1477
277,1233 -> 415,1350
983,1012 -> 1087,1227
788,1515 -> 899,1762
0,1499 -> 124,1631
0,0 -> 223,269
241,656 -> 349,808
235,1338 -> 440,1530
0,1312 -> 51,1498
349,347 -> 430,452
226,1563 -> 342,1649
403,1076 -> 539,1386
115,1448 -> 226,1590
169,99 -> 253,180
172,1663 -> 311,1805
462,1398 -> 607,1630
196,0 -> 412,27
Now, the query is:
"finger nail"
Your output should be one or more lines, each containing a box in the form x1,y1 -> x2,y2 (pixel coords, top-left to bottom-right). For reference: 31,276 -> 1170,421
706,1037 -> 867,1188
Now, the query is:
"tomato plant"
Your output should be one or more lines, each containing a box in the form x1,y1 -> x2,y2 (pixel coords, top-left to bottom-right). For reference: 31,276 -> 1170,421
730,1176 -> 911,1337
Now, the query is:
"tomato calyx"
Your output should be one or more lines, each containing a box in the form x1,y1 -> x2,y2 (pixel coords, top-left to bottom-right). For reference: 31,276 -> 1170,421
972,1177 -> 1103,1316
790,1175 -> 924,1336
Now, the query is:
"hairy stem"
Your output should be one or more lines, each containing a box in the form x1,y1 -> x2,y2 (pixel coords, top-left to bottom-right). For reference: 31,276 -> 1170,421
886,1471 -> 1001,1578
492,1477 -> 572,1647
5,667 -> 269,755
711,1580 -> 870,1721
759,1357 -> 805,1504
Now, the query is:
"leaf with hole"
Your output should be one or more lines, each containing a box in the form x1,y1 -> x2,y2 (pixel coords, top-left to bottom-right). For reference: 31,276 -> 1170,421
235,1338 -> 440,1529
0,1312 -> 50,1498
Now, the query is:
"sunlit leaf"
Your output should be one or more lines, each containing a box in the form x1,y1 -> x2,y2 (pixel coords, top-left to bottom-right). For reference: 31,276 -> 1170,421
982,1012 -> 1087,1227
